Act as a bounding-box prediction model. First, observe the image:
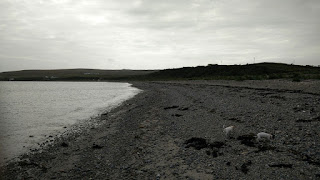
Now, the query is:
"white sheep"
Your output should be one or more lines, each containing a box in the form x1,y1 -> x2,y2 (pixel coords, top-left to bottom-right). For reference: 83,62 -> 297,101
256,132 -> 273,142
223,126 -> 234,138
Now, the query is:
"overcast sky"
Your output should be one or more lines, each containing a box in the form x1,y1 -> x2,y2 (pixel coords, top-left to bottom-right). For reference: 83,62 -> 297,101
0,0 -> 319,72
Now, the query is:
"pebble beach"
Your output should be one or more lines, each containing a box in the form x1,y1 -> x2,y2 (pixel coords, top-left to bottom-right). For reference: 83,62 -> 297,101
1,80 -> 320,179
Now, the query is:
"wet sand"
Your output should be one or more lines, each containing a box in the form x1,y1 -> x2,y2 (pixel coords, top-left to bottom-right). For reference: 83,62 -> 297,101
1,80 -> 320,179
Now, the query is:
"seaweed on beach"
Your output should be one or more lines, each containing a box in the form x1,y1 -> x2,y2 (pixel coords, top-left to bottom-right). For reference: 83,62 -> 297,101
92,144 -> 103,149
229,117 -> 243,123
255,144 -> 276,153
61,142 -> 69,147
241,160 -> 252,174
237,134 -> 256,147
185,138 -> 226,151
208,141 -> 225,149
184,137 -> 208,150
290,150 -> 320,167
172,114 -> 183,117
269,163 -> 293,168
185,138 -> 226,159
296,116 -> 320,123
236,160 -> 252,174
164,106 -> 179,110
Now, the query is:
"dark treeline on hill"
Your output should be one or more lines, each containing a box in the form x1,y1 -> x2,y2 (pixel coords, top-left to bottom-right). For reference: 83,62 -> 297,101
1,63 -> 320,81
138,63 -> 320,81
0,69 -> 156,81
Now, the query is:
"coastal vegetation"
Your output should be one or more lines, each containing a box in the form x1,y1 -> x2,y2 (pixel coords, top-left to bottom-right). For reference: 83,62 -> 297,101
1,63 -> 319,81
139,63 -> 320,81
0,69 -> 156,81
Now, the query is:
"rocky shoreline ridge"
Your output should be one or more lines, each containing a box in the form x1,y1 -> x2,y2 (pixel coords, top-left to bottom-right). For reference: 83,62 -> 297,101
1,80 -> 320,179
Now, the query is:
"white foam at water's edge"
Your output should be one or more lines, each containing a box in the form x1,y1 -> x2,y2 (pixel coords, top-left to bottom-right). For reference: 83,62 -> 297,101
0,82 -> 141,166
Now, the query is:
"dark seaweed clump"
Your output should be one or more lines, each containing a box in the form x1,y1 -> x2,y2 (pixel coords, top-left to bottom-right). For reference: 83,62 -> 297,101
184,137 -> 208,150
237,134 -> 256,147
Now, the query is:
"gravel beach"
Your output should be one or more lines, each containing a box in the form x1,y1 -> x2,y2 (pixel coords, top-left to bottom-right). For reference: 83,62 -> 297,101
1,80 -> 320,179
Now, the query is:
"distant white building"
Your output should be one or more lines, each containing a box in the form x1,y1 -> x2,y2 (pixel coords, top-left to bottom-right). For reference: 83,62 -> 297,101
44,76 -> 58,80
84,72 -> 99,75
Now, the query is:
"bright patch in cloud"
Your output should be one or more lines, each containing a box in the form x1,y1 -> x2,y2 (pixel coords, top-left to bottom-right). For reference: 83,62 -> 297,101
0,0 -> 319,72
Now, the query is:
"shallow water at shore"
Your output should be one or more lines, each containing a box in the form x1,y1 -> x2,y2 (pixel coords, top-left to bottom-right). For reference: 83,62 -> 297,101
0,81 -> 141,165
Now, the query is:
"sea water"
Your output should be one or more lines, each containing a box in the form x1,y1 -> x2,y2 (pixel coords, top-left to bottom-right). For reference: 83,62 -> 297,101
0,81 -> 141,166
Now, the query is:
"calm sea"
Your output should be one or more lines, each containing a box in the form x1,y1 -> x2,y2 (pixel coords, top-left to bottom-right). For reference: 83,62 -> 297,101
0,81 -> 141,166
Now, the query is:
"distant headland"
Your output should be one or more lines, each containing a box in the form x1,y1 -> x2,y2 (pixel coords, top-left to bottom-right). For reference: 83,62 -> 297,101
1,62 -> 319,81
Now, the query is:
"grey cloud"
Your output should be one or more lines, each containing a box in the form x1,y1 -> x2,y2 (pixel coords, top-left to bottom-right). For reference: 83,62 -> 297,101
0,0 -> 319,72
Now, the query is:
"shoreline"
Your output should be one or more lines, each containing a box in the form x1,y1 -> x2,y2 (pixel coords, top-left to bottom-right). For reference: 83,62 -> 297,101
1,80 -> 320,179
0,81 -> 140,167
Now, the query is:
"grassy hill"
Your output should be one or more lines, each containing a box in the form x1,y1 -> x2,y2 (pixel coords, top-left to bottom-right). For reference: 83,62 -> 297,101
0,69 -> 157,81
139,63 -> 320,81
1,63 -> 319,81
